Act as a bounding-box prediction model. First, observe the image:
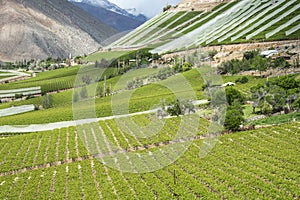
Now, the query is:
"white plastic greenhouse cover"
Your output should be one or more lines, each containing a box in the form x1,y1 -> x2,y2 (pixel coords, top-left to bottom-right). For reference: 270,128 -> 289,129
124,12 -> 177,46
0,86 -> 41,94
0,104 -> 35,117
266,15 -> 300,38
113,12 -> 169,46
286,24 -> 300,36
246,3 -> 300,40
231,0 -> 288,41
141,11 -> 191,45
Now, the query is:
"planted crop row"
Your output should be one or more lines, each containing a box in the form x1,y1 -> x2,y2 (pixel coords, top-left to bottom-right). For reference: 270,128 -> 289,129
0,128 -> 88,173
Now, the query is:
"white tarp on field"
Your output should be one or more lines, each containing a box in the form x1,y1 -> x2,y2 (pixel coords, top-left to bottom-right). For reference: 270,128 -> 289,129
0,104 -> 35,117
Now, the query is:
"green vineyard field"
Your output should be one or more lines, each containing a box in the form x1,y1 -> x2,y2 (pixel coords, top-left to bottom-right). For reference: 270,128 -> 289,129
0,116 -> 299,199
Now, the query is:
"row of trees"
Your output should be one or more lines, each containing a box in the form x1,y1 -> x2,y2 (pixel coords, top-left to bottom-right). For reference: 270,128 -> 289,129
156,99 -> 196,118
126,67 -> 176,90
166,99 -> 196,116
96,49 -> 160,70
219,50 -> 297,75
0,56 -> 74,71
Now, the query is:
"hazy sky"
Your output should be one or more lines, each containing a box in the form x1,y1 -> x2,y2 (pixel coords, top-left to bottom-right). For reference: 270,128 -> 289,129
109,0 -> 181,18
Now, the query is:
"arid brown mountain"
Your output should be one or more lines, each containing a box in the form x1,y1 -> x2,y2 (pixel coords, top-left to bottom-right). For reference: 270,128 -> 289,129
0,0 -> 118,62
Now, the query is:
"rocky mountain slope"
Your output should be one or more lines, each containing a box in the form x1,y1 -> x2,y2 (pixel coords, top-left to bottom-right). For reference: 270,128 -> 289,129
0,0 -> 118,62
69,0 -> 147,32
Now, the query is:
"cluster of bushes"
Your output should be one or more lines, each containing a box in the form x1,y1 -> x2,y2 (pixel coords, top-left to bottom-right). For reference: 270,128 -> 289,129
0,56 -> 71,71
126,67 -> 176,90
173,62 -> 193,73
94,49 -> 161,81
33,94 -> 53,110
218,50 -> 294,75
235,76 -> 249,84
250,75 -> 300,115
127,78 -> 143,90
159,99 -> 195,117
149,67 -> 175,81
163,4 -> 172,12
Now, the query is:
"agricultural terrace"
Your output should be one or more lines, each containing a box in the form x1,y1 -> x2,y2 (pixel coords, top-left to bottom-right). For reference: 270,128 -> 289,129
108,0 -> 300,54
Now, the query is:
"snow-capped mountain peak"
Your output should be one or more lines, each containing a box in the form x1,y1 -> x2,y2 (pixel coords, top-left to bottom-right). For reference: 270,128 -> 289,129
68,0 -> 145,19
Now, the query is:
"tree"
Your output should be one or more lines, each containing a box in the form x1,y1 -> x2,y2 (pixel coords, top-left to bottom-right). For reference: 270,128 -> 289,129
243,50 -> 259,60
73,91 -> 79,102
100,58 -> 110,68
265,86 -> 286,112
261,101 -> 273,116
163,4 -> 172,12
103,75 -> 107,96
251,75 -> 300,114
292,54 -> 299,68
96,86 -> 103,97
152,53 -> 160,60
252,55 -> 267,77
80,87 -> 88,99
42,94 -> 53,109
182,100 -> 195,114
235,76 -> 249,84
82,75 -> 91,85
275,75 -> 299,90
273,57 -> 290,69
182,62 -> 192,71
224,109 -> 244,132
208,50 -> 218,59
292,98 -> 300,111
106,87 -> 111,96
220,59 -> 242,74
95,60 -> 100,68
167,99 -> 183,116
225,87 -> 245,106
251,84 -> 267,113
173,63 -> 182,73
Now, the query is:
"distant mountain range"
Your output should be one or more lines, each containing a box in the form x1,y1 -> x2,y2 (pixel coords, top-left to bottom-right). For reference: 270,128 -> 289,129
0,0 -> 149,62
69,0 -> 148,32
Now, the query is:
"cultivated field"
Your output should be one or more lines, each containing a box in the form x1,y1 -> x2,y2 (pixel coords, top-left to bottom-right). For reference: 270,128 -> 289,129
0,121 -> 298,199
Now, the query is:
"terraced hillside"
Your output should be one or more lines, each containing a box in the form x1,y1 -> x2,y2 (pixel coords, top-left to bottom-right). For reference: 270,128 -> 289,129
0,119 -> 299,199
108,0 -> 300,54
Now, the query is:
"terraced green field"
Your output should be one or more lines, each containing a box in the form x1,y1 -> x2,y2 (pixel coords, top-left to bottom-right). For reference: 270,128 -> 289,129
84,51 -> 129,62
0,118 -> 298,199
0,68 -> 278,126
0,68 -> 205,125
0,67 -> 79,93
